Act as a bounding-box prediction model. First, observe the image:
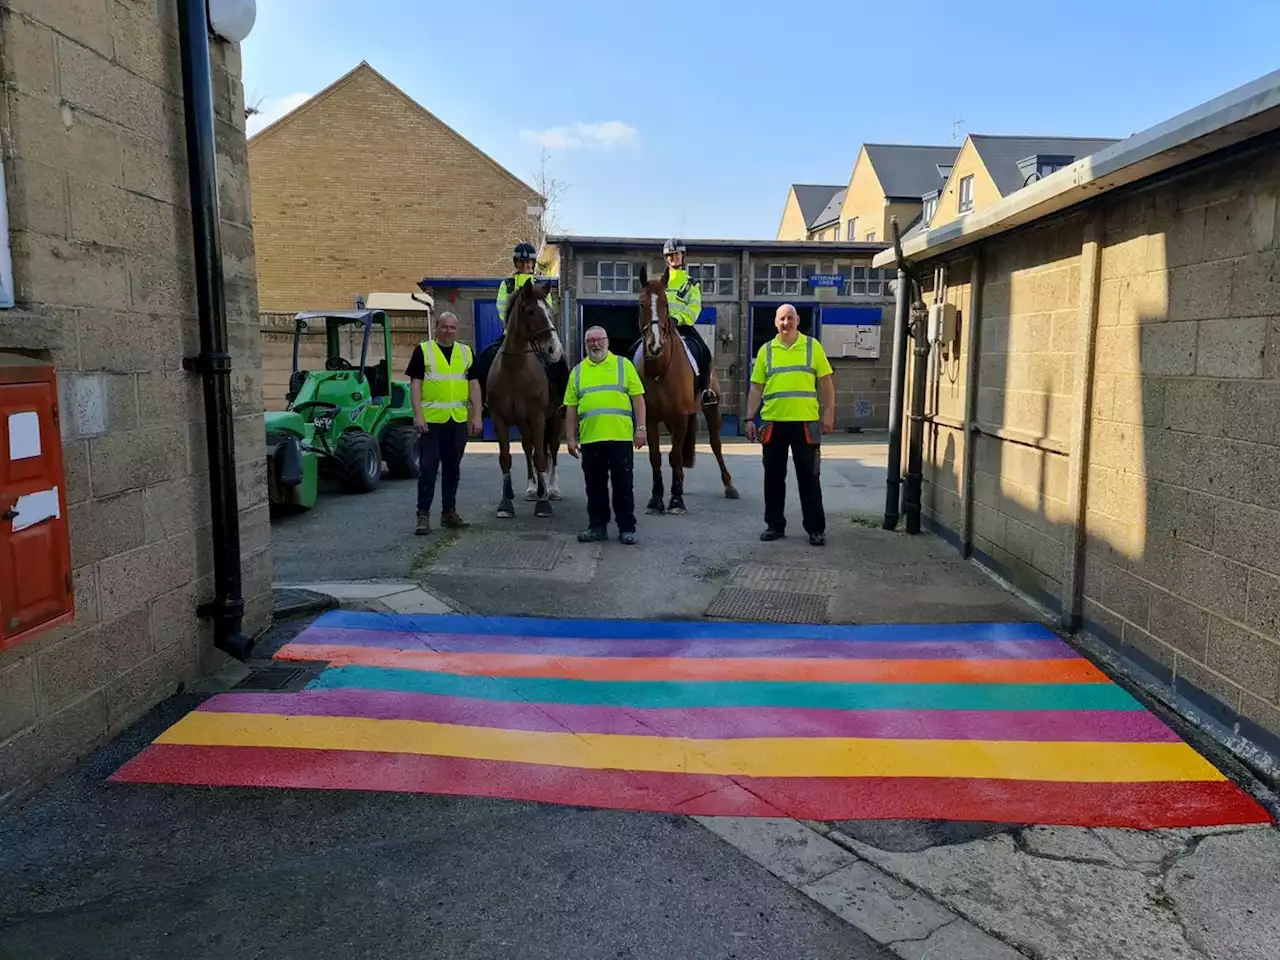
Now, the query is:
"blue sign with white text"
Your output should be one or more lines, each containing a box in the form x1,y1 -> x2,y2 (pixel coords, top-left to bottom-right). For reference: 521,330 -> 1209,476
808,274 -> 844,287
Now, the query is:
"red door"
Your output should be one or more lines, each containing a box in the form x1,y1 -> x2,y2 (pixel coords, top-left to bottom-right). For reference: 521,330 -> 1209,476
0,371 -> 74,649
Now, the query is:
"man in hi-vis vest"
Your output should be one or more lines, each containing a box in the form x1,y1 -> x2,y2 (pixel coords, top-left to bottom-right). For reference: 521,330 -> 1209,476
744,303 -> 835,546
406,311 -> 482,535
565,325 -> 647,545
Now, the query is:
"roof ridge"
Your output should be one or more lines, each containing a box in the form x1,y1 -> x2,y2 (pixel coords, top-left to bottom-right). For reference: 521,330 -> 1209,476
967,133 -> 1121,142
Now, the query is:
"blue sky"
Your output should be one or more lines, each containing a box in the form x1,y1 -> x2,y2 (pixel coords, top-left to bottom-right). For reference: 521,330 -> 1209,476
242,0 -> 1280,240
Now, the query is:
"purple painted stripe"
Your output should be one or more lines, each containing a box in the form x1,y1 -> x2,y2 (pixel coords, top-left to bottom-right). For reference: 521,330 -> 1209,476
198,689 -> 1182,742
287,626 -> 1079,662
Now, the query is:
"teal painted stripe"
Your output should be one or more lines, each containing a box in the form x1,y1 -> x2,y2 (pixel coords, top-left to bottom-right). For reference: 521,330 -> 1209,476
307,666 -> 1145,712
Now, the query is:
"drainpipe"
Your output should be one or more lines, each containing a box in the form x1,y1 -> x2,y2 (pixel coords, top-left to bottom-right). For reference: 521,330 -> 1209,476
902,267 -> 932,535
960,250 -> 984,556
177,0 -> 252,661
882,263 -> 909,529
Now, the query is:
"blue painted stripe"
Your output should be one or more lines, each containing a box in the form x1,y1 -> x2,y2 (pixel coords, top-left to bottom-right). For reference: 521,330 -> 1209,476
312,611 -> 1059,644
307,665 -> 1143,712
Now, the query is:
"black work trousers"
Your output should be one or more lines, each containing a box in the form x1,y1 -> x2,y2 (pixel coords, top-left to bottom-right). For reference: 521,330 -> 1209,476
581,440 -> 636,533
762,420 -> 825,535
418,420 -> 468,513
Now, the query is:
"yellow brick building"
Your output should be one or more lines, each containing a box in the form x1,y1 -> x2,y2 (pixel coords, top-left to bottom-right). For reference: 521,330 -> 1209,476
248,62 -> 544,313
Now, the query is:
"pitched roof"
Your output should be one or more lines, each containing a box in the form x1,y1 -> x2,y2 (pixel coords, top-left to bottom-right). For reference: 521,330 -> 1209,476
968,135 -> 1121,196
248,61 -> 540,200
789,184 -> 845,229
808,188 -> 847,229
863,144 -> 960,199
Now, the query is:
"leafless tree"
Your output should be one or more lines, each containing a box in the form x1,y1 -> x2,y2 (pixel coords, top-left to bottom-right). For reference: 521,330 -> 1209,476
486,150 -> 570,276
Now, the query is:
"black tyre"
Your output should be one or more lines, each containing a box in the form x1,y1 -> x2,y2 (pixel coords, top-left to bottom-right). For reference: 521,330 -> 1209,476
336,430 -> 382,493
382,424 -> 420,479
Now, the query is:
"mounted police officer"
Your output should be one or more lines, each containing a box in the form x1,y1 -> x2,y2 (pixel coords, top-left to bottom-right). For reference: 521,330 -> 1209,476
744,303 -> 835,546
662,238 -> 717,406
473,241 -> 569,404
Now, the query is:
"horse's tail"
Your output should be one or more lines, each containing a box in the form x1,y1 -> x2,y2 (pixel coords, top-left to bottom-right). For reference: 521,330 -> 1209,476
682,413 -> 697,467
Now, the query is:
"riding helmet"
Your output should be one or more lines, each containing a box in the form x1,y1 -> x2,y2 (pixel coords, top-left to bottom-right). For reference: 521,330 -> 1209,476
513,242 -> 537,262
663,238 -> 686,256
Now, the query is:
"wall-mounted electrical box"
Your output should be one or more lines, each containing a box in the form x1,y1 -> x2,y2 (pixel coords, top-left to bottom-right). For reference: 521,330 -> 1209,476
0,359 -> 74,650
927,302 -> 958,346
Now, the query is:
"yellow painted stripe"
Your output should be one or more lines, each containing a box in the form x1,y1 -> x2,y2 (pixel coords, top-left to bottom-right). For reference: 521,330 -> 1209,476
157,711 -> 1226,784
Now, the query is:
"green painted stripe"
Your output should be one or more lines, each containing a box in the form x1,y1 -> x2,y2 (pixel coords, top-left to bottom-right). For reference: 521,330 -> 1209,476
308,666 -> 1144,712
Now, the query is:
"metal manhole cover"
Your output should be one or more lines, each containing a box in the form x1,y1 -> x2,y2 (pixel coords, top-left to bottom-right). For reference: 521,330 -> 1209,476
234,666 -> 306,691
458,538 -> 565,571
730,565 -> 840,595
705,587 -> 830,624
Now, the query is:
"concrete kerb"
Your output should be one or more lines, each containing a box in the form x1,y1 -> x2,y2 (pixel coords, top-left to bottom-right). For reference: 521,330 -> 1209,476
270,579 -> 471,616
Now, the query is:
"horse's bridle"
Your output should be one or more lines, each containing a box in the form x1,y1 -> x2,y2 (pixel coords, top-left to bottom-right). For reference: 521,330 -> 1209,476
640,289 -> 674,364
502,301 -> 557,361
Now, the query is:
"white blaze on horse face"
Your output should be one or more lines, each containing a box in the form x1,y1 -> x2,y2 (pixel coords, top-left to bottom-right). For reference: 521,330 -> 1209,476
649,294 -> 662,353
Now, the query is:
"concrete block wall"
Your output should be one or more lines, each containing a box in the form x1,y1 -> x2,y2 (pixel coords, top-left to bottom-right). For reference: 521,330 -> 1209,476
0,0 -> 271,805
913,136 -> 1280,756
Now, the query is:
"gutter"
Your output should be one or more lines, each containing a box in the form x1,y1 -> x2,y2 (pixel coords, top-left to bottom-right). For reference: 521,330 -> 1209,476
177,0 -> 253,661
872,67 -> 1280,269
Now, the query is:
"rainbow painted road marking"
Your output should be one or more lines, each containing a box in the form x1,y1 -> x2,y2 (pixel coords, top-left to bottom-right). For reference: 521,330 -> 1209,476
110,612 -> 1273,828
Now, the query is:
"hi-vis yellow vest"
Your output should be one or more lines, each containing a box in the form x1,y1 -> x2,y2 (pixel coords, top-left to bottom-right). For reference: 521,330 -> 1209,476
419,340 -> 472,423
572,354 -> 634,444
496,273 -> 555,327
666,268 -> 701,326
759,335 -> 820,422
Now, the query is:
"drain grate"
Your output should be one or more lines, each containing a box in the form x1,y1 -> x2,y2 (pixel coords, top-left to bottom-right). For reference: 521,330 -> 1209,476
730,565 -> 840,596
457,538 -> 565,571
234,666 -> 307,691
705,587 -> 831,624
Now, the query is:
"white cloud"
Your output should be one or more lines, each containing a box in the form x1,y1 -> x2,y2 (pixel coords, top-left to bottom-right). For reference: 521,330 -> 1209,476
519,120 -> 638,151
247,92 -> 314,136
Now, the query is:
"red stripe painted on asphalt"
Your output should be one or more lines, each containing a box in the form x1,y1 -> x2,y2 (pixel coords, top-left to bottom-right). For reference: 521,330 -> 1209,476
196,690 -> 1185,741
110,744 -> 1273,828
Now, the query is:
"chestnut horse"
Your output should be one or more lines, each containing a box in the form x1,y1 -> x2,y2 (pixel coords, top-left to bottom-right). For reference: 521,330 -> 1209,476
486,280 -> 565,518
636,273 -> 739,514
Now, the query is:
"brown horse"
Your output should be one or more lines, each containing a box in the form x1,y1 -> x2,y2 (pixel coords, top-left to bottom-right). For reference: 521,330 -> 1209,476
636,274 -> 738,514
486,280 -> 565,518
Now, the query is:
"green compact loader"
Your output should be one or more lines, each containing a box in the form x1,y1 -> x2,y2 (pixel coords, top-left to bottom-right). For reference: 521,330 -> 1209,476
265,309 -> 421,511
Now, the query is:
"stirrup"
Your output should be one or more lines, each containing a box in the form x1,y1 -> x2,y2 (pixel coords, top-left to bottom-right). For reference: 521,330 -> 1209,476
701,388 -> 719,406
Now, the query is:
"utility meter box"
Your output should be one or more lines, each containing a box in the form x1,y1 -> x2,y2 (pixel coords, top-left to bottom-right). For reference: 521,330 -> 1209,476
927,302 -> 958,346
0,359 -> 74,650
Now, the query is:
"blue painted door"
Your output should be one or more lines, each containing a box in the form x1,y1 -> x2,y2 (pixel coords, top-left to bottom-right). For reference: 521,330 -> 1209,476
475,300 -> 502,352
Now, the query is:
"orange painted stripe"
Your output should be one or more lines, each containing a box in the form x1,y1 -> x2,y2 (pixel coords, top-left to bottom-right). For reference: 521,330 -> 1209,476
275,643 -> 1109,684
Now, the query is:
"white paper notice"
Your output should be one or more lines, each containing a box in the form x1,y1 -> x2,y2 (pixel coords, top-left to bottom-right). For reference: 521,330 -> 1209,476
12,487 -> 59,532
8,411 -> 40,461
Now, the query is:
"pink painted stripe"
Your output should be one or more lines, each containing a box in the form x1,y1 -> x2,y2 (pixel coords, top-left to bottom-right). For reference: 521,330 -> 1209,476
197,689 -> 1184,742
287,626 -> 1079,662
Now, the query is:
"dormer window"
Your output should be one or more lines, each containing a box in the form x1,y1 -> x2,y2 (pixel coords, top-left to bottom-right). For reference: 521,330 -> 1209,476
1016,154 -> 1074,186
922,190 -> 940,224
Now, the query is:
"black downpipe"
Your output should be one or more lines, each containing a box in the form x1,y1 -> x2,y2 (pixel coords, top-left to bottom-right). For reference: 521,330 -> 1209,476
903,301 -> 931,535
177,1 -> 252,661
882,262 -> 909,530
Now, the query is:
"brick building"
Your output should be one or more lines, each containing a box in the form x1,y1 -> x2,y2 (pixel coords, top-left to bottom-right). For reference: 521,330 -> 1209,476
248,61 -> 545,315
545,237 -> 895,432
873,68 -> 1280,768
0,1 -> 271,805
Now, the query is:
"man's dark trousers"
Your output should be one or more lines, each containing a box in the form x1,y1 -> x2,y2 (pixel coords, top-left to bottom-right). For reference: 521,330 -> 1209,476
762,420 -> 825,534
582,440 -> 636,533
418,420 -> 468,513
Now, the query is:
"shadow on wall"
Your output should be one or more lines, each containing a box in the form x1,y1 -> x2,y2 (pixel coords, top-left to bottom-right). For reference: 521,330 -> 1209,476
918,140 -> 1280,757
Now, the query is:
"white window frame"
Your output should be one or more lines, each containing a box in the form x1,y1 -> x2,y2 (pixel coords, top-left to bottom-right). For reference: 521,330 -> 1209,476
753,263 -> 801,297
687,261 -> 736,298
846,217 -> 857,243
958,175 -> 974,214
923,195 -> 938,224
581,259 -> 639,297
847,265 -> 889,298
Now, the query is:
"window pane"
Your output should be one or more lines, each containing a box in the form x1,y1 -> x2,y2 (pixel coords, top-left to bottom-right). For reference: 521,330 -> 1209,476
583,277 -> 599,295
599,277 -> 614,293
718,279 -> 733,296
785,264 -> 800,280
769,264 -> 784,280
721,262 -> 735,278
754,263 -> 768,279
584,260 -> 598,277
785,280 -> 800,294
853,266 -> 866,280
616,261 -> 632,277
852,281 -> 867,295
837,265 -> 851,280
802,263 -> 817,278
754,279 -> 768,296
869,280 -> 883,296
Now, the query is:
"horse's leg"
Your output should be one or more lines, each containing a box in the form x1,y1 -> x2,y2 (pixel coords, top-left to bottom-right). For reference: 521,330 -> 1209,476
702,396 -> 739,499
668,415 -> 687,515
525,444 -> 538,500
495,415 -> 515,518
547,412 -> 563,500
531,417 -> 552,517
645,410 -> 664,514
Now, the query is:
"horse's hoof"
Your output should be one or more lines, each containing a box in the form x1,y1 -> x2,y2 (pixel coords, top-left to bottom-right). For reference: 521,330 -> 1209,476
524,491 -> 538,501
497,502 -> 514,519
668,502 -> 686,515
646,507 -> 664,515
534,501 -> 553,518
549,491 -> 562,501
724,487 -> 740,500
